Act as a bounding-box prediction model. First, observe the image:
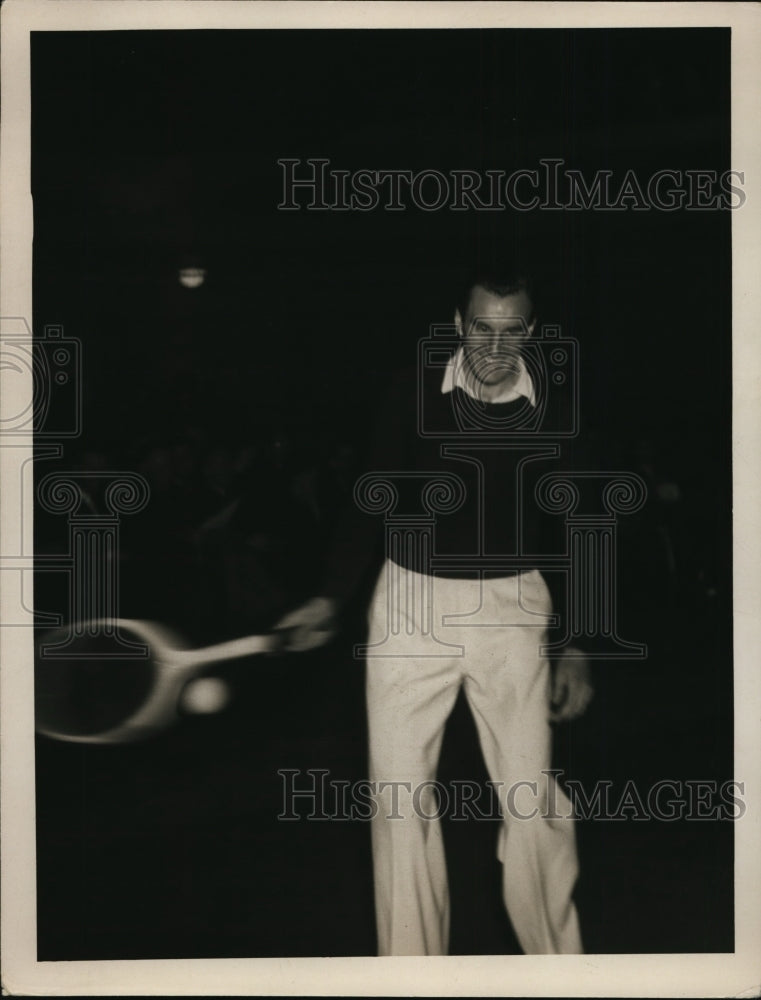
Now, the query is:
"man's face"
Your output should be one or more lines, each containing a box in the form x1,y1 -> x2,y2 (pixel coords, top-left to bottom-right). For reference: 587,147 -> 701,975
456,286 -> 536,387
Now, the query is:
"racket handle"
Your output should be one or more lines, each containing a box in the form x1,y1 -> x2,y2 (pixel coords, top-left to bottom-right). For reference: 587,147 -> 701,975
177,632 -> 278,669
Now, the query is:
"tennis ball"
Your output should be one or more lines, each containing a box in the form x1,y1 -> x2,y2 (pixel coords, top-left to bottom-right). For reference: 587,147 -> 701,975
180,677 -> 230,715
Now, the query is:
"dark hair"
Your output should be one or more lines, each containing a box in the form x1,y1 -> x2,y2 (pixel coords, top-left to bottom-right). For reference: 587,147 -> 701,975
457,263 -> 537,322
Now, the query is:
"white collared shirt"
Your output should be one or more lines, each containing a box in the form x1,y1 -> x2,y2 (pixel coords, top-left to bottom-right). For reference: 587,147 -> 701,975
440,346 -> 536,406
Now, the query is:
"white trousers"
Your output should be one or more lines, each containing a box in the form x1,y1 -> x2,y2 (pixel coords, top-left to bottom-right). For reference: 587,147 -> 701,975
365,560 -> 582,956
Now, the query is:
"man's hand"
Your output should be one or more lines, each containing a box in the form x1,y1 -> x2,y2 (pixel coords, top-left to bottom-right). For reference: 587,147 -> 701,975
273,596 -> 338,652
549,646 -> 594,722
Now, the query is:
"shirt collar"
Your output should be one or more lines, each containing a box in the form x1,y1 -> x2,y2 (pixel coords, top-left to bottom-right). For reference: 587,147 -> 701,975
441,346 -> 536,407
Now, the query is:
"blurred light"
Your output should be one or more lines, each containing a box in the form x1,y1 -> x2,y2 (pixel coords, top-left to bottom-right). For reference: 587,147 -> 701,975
179,267 -> 206,289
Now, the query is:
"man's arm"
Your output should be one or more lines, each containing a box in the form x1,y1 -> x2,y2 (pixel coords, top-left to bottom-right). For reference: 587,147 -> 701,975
273,368 -> 416,650
549,646 -> 594,722
544,386 -> 600,722
273,595 -> 339,651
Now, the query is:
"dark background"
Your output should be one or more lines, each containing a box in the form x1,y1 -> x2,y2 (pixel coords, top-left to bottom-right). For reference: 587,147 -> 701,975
32,28 -> 733,958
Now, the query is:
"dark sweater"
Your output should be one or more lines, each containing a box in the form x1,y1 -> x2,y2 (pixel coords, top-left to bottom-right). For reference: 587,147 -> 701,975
321,360 -> 592,647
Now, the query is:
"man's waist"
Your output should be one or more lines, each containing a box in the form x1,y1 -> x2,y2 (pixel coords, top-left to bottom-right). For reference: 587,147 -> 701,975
387,554 -> 537,580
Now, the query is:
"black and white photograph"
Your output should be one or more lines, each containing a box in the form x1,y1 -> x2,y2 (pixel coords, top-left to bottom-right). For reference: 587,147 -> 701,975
1,2 -> 760,996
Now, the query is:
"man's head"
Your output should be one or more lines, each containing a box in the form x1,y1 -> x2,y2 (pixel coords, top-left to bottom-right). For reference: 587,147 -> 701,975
454,266 -> 537,389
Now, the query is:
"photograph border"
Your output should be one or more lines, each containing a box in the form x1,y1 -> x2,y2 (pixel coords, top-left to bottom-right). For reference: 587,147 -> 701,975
1,2 -> 760,995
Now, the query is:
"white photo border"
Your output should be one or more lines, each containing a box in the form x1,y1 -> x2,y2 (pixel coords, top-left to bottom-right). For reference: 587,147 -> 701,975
1,2 -> 759,996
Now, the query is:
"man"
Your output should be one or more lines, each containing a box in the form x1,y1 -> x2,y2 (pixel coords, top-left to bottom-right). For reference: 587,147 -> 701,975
276,265 -> 593,956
